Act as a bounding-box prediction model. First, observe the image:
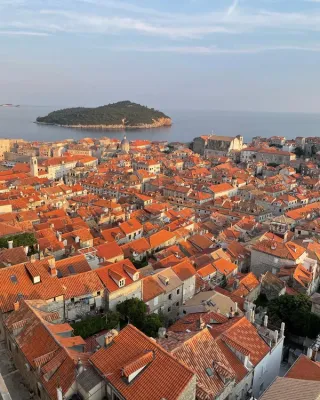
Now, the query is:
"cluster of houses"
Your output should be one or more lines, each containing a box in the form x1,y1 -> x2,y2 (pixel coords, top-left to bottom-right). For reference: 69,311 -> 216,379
0,133 -> 319,400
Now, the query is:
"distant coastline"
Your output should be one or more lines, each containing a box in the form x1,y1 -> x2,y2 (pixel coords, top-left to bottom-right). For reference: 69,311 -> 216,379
35,118 -> 172,130
0,104 -> 20,108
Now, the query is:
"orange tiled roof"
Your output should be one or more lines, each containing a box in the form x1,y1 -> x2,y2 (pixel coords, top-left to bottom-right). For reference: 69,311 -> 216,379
142,275 -> 165,302
0,257 -> 64,313
213,258 -> 237,276
285,355 -> 320,381
60,270 -> 104,299
96,259 -> 140,293
172,260 -> 196,281
55,254 -> 91,277
221,317 -> 269,366
90,324 -> 195,400
148,230 -> 176,249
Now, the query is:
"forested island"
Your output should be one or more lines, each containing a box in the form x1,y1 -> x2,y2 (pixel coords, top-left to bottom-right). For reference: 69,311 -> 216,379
36,101 -> 172,129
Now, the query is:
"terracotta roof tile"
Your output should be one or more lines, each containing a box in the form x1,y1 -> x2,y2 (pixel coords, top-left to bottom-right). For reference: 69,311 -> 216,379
90,324 -> 195,400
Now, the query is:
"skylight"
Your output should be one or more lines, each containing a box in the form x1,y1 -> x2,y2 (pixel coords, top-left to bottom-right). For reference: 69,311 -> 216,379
10,275 -> 18,284
206,367 -> 214,377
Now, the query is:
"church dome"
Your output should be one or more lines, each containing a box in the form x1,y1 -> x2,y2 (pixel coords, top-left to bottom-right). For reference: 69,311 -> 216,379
121,135 -> 130,153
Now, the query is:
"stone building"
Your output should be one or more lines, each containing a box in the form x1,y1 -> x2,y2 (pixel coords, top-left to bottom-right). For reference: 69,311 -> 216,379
193,134 -> 244,157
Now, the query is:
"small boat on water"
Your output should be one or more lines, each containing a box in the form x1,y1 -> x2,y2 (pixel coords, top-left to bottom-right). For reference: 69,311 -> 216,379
0,104 -> 20,107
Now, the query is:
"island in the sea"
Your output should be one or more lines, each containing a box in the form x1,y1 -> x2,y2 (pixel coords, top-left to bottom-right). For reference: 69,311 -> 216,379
36,101 -> 172,129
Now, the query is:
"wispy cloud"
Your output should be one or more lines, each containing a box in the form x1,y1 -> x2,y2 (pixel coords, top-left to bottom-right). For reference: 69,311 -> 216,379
0,30 -> 49,36
227,0 -> 239,16
38,10 -> 234,38
113,44 -> 320,55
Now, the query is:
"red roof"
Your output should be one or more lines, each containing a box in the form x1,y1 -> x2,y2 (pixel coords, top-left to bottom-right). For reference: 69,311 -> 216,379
90,324 -> 195,400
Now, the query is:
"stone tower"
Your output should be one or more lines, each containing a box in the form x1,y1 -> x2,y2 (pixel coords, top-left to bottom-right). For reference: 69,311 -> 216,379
30,156 -> 38,177
120,135 -> 130,154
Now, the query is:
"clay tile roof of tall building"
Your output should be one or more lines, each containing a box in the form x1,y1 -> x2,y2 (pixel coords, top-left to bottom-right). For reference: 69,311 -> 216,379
90,324 -> 195,400
213,258 -> 237,276
4,300 -> 88,400
148,230 -> 176,249
120,218 -> 142,235
0,257 -> 64,313
142,275 -> 166,302
0,246 -> 28,266
0,222 -> 23,237
209,183 -> 234,193
169,311 -> 228,333
197,263 -> 217,278
55,254 -> 91,278
172,260 -> 196,281
260,377 -> 320,400
96,242 -> 123,260
96,259 -> 140,293
232,272 -> 260,297
168,328 -> 236,400
252,239 -> 306,261
286,355 -> 320,381
221,317 -> 269,366
59,270 -> 104,300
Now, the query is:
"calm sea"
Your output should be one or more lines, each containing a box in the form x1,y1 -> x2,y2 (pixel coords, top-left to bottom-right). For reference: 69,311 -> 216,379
0,106 -> 319,143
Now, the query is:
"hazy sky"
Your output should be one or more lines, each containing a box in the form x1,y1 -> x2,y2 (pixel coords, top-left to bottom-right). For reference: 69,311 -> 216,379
1,0 -> 320,113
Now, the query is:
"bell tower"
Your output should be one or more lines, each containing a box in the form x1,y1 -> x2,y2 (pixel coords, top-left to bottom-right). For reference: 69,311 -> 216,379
30,156 -> 38,177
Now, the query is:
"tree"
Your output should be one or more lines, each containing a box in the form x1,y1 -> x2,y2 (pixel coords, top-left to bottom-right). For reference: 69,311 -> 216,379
116,298 -> 164,337
71,311 -> 120,338
268,294 -> 320,338
116,298 -> 147,330
294,147 -> 304,158
0,232 -> 37,250
142,314 -> 163,337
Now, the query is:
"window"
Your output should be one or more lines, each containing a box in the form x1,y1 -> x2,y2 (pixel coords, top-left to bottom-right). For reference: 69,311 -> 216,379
97,291 -> 101,296
177,289 -> 180,295
71,298 -> 74,303
176,302 -> 179,307
168,307 -> 171,312
168,294 -> 172,300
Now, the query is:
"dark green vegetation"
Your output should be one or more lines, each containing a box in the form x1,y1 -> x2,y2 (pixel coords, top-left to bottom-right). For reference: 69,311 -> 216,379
36,101 -> 170,127
294,147 -> 304,157
0,232 -> 37,249
117,298 -> 164,337
268,294 -> 320,339
71,311 -> 120,338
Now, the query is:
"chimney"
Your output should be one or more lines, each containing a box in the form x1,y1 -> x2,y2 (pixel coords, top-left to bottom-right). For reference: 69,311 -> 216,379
48,258 -> 57,277
76,358 -> 84,375
8,240 -> 13,249
56,387 -> 63,400
271,242 -> 277,250
274,330 -> 279,344
104,329 -> 118,347
264,315 -> 268,328
199,317 -> 206,330
307,347 -> 313,359
13,301 -> 19,311
234,302 -> 238,313
24,246 -> 29,255
244,355 -> 249,369
280,322 -> 285,337
158,327 -> 167,339
251,309 -> 255,323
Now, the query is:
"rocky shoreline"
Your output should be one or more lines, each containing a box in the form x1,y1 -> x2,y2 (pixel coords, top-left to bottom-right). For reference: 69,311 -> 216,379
35,117 -> 172,130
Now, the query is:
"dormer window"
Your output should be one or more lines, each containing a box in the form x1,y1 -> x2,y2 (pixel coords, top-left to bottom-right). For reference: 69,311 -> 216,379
119,279 -> 125,288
